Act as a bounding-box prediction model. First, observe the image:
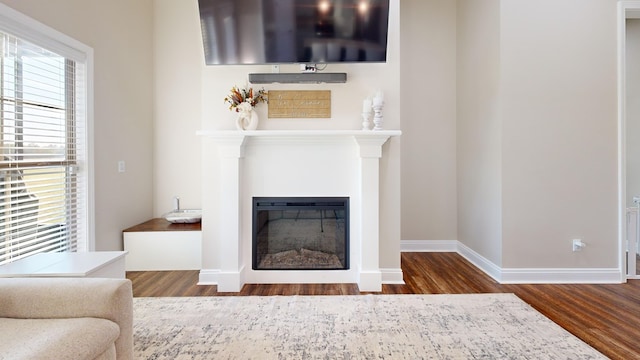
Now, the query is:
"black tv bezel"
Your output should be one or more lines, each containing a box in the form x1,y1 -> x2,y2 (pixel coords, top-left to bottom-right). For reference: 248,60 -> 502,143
197,0 -> 390,66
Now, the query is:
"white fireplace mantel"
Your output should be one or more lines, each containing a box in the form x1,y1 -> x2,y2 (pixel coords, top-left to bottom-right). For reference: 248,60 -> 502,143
197,129 -> 401,292
196,129 -> 401,143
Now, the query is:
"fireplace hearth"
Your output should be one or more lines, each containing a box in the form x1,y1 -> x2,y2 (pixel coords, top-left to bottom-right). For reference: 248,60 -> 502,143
252,197 -> 349,270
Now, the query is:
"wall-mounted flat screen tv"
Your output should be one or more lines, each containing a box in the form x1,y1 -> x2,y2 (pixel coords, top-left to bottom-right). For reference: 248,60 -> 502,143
197,0 -> 390,65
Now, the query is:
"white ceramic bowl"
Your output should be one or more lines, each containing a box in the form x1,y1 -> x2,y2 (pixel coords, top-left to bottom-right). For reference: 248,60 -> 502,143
164,209 -> 202,223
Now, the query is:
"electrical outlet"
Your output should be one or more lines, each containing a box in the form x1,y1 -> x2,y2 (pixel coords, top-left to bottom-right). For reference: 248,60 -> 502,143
118,160 -> 126,173
572,239 -> 585,252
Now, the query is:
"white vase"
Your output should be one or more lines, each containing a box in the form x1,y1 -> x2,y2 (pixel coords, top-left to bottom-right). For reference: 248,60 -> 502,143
236,110 -> 259,131
246,110 -> 259,130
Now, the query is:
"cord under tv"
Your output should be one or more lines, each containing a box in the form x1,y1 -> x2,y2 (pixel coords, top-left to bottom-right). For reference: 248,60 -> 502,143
300,64 -> 317,73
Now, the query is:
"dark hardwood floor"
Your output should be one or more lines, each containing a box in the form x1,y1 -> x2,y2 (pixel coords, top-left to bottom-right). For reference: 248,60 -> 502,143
127,252 -> 640,359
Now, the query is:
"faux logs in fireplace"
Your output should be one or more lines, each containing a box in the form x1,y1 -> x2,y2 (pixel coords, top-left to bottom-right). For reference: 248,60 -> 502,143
252,197 -> 349,270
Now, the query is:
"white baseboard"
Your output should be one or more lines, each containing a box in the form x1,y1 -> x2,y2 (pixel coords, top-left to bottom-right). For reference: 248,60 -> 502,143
456,242 -> 503,282
358,270 -> 383,292
381,268 -> 405,284
401,239 -> 624,284
499,267 -> 622,284
198,268 -> 219,285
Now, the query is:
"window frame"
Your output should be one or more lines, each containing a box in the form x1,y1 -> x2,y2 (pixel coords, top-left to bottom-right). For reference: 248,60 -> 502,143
0,3 -> 94,255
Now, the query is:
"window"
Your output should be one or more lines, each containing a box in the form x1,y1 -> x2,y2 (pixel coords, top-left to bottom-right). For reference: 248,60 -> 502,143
0,6 -> 91,265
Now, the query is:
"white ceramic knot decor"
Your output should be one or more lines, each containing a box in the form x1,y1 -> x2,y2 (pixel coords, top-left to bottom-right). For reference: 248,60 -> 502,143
236,109 -> 259,131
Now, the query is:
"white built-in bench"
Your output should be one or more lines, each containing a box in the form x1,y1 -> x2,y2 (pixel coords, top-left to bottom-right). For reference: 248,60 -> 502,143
122,218 -> 201,271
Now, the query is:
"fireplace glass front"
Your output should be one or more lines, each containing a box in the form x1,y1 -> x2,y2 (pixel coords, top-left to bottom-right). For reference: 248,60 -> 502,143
252,197 -> 349,270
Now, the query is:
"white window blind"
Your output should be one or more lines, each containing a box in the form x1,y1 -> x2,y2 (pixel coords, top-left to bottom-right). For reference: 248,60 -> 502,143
0,30 -> 88,265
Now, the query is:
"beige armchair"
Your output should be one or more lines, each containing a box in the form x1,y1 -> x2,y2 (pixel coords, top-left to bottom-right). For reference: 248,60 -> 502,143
0,277 -> 133,360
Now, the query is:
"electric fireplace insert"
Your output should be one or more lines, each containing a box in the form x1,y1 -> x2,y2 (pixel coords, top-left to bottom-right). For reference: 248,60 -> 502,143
252,197 -> 349,270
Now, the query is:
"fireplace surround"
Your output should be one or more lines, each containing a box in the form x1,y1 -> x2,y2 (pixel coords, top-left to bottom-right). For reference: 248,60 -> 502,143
197,130 -> 401,292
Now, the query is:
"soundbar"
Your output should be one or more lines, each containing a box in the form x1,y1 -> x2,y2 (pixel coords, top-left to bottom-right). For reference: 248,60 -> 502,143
248,72 -> 347,84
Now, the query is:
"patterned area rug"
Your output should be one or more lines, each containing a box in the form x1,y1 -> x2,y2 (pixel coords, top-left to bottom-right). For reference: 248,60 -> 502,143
133,294 -> 605,359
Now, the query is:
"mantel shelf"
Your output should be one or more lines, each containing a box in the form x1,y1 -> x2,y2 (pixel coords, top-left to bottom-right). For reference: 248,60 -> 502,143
196,129 -> 402,138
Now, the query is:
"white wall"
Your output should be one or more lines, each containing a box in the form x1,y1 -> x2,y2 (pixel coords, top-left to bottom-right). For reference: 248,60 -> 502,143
0,0 -> 155,251
153,0 -> 202,214
401,0 -> 458,242
456,0 -> 503,266
456,0 -> 618,270
499,0 -> 618,268
627,19 -> 640,207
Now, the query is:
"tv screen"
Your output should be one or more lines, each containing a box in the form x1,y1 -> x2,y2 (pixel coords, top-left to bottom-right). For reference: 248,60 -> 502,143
198,0 -> 390,65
